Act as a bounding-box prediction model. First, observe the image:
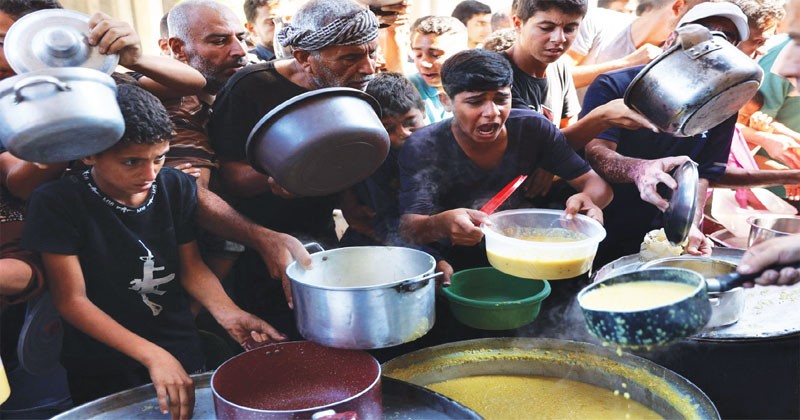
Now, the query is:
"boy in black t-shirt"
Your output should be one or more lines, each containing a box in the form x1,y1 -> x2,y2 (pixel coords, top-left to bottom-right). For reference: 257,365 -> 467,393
23,84 -> 286,418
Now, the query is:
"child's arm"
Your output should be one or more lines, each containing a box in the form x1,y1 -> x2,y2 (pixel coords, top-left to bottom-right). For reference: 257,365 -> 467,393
42,253 -> 194,419
177,241 -> 286,346
87,12 -> 206,99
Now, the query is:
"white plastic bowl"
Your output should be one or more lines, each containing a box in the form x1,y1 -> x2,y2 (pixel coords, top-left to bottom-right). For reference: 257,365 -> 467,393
482,209 -> 606,280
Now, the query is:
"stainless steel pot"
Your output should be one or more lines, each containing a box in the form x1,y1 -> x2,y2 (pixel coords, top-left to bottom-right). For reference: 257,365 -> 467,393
286,246 -> 437,349
0,67 -> 123,162
382,338 -> 719,419
624,24 -> 763,137
747,215 -> 800,246
246,87 -> 390,197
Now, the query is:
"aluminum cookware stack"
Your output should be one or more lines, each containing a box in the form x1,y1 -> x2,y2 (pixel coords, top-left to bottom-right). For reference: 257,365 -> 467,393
0,9 -> 123,162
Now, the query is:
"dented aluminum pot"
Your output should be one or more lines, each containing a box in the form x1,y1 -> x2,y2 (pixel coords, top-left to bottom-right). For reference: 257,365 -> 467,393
624,24 -> 763,137
286,246 -> 437,349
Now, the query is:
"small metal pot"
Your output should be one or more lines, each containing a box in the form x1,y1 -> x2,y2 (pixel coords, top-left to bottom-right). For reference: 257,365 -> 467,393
286,246 -> 437,349
747,215 -> 800,247
624,24 -> 763,137
0,67 -> 123,162
246,87 -> 389,196
211,341 -> 381,419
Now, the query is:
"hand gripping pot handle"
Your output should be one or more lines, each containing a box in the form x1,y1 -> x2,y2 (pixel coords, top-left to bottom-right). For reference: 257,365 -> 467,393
677,23 -> 723,59
13,75 -> 70,103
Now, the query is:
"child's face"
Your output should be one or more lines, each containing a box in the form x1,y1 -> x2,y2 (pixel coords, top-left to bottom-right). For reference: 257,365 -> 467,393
83,142 -> 169,207
513,9 -> 582,66
449,87 -> 512,145
382,108 -> 426,149
411,32 -> 468,88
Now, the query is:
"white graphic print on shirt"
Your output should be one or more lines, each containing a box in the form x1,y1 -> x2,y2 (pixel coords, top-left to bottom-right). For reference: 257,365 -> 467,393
129,240 -> 175,316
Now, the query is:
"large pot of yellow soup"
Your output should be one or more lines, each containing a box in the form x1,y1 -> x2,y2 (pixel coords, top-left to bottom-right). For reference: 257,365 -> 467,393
482,209 -> 606,279
578,268 -> 711,347
382,337 -> 718,420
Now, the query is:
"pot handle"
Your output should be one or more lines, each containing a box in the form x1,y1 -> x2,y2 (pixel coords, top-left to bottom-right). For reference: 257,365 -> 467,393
304,242 -> 324,254
13,76 -> 70,104
394,271 -> 443,293
676,23 -> 723,59
707,263 -> 800,292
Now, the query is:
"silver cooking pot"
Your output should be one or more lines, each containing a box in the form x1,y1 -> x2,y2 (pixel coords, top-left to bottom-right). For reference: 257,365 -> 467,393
0,67 -> 123,162
624,24 -> 763,137
286,246 -> 438,349
747,215 -> 800,247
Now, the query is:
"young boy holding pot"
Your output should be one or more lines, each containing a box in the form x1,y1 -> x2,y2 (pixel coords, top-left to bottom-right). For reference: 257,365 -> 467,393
22,84 -> 285,417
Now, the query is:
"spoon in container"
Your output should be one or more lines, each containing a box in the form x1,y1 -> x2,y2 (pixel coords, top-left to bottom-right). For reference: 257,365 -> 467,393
480,175 -> 528,215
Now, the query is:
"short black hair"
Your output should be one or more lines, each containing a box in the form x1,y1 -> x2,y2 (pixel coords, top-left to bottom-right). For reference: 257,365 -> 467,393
515,0 -> 588,22
116,84 -> 174,145
366,72 -> 424,119
0,0 -> 62,20
451,1 -> 492,25
243,0 -> 278,24
441,49 -> 513,99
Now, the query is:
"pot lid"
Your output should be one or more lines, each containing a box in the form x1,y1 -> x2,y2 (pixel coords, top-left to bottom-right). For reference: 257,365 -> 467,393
4,9 -> 119,75
662,160 -> 699,245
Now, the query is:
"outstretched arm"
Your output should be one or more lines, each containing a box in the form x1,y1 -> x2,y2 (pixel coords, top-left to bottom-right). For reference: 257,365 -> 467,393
400,209 -> 489,246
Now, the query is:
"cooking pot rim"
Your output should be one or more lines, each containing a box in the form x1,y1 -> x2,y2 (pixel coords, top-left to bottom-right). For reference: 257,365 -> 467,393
577,267 -> 707,312
0,66 -> 116,94
210,341 -> 382,414
481,208 -> 606,246
286,246 -> 436,291
746,214 -> 800,232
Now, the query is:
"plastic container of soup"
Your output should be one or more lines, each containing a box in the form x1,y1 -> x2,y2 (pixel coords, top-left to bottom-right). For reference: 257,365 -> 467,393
482,209 -> 606,280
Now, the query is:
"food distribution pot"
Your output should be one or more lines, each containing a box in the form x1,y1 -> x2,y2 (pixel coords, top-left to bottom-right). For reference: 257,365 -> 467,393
246,87 -> 389,196
624,24 -> 763,137
746,215 -> 800,246
286,246 -> 437,349
382,337 -> 719,419
0,67 -> 123,162
211,341 -> 381,419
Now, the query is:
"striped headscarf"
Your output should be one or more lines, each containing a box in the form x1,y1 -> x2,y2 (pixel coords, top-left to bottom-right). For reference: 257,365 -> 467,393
276,7 -> 379,51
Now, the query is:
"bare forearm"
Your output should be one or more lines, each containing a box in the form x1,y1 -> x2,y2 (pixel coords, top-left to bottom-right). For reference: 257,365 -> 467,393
571,58 -> 630,89
218,160 -> 272,198
400,214 -> 444,244
0,259 -> 33,296
180,245 -> 238,317
694,180 -> 709,227
585,143 -> 643,183
195,186 -> 272,250
126,55 -> 206,98
2,159 -> 67,200
562,112 -> 613,150
711,167 -> 800,188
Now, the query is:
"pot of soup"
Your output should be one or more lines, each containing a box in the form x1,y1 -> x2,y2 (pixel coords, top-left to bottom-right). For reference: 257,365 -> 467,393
382,337 -> 719,419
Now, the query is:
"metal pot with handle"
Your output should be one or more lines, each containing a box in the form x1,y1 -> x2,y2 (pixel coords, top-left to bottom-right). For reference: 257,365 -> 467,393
624,23 -> 763,137
286,245 -> 439,349
0,67 -> 123,162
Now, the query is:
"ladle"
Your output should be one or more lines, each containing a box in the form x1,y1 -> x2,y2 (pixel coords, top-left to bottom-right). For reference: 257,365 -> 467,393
479,175 -> 527,215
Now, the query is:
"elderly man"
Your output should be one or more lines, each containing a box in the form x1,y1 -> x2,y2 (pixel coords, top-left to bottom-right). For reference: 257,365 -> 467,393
582,2 -> 749,266
208,0 -> 379,337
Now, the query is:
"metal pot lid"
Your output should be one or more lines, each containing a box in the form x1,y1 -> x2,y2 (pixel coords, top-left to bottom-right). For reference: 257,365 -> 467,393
5,9 -> 119,75
663,160 -> 699,245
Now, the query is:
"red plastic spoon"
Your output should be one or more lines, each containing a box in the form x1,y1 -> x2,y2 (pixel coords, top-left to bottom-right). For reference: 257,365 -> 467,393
479,175 -> 528,215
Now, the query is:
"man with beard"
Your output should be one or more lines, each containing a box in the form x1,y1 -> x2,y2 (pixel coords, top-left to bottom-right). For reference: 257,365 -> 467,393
208,0 -> 380,338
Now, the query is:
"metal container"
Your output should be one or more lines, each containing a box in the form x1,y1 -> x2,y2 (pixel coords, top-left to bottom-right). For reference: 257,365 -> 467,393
286,246 -> 437,349
246,87 -> 389,197
746,215 -> 800,247
640,257 -> 744,328
0,67 -> 123,162
662,161 -> 698,245
624,24 -> 763,137
382,338 -> 719,419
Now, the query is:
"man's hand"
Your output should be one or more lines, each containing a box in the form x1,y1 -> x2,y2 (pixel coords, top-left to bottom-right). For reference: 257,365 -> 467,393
684,224 -> 712,256
267,176 -> 296,199
173,163 -> 201,179
759,134 -> 800,169
144,348 -> 194,420
523,168 -> 554,198
215,308 -> 287,346
254,230 -> 311,309
436,259 -> 453,286
632,156 -> 691,211
373,1 -> 412,27
599,99 -> 660,132
622,43 -> 662,67
87,12 -> 142,68
565,192 -> 603,224
738,236 -> 800,286
437,209 -> 489,246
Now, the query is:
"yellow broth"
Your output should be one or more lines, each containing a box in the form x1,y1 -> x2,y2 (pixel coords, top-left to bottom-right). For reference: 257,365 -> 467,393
488,228 -> 594,279
581,281 -> 697,311
427,375 -> 662,420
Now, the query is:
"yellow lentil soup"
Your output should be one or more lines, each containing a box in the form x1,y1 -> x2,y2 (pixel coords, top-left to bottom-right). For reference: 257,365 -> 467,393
580,281 -> 698,312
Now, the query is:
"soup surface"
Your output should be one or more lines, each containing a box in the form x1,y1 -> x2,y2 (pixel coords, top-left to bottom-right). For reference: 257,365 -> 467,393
427,374 -> 662,420
581,281 -> 697,311
488,228 -> 594,279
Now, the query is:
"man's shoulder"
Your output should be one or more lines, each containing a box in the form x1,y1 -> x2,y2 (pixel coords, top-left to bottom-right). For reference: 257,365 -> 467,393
215,61 -> 281,98
506,108 -> 556,128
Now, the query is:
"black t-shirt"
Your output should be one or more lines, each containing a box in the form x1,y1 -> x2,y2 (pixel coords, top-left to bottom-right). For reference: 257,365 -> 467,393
22,167 -> 204,375
208,61 -> 337,241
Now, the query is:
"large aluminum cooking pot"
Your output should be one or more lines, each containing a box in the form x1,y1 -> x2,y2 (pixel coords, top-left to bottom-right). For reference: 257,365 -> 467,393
624,24 -> 763,137
746,215 -> 800,247
382,338 -> 719,419
246,87 -> 390,197
286,246 -> 437,349
211,341 -> 381,419
0,67 -> 123,162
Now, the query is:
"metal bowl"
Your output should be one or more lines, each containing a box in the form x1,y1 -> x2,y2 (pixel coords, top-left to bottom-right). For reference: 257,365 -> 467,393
746,215 -> 800,247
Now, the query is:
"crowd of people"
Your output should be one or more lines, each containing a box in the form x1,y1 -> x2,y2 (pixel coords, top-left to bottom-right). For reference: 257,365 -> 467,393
1,0 -> 800,418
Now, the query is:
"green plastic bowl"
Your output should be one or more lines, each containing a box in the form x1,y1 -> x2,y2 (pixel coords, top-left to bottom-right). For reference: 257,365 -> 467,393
442,267 -> 551,330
